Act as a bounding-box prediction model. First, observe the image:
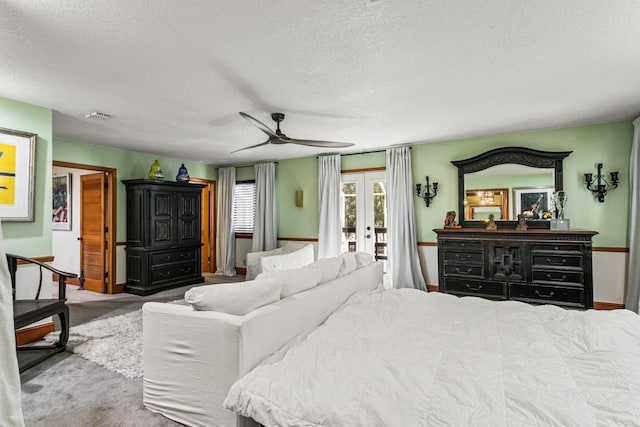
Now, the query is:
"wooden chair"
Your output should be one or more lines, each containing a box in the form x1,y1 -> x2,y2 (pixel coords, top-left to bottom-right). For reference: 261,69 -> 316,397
8,254 -> 77,373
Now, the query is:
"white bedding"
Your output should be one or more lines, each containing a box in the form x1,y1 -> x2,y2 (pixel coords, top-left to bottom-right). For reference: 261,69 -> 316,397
224,290 -> 640,426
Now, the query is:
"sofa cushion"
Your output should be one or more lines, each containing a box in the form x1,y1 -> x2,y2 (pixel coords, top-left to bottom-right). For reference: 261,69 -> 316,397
185,279 -> 281,315
353,251 -> 375,268
338,252 -> 357,276
256,266 -> 323,298
305,256 -> 342,284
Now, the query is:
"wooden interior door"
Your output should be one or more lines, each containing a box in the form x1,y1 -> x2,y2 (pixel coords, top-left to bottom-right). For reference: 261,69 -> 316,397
200,185 -> 211,272
80,173 -> 107,293
191,179 -> 215,273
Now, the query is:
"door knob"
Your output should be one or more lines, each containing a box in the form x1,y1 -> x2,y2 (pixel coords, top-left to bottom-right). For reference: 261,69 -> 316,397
77,237 -> 83,241
366,234 -> 371,239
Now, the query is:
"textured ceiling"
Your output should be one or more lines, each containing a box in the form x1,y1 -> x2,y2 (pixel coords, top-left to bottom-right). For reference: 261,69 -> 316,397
1,0 -> 639,166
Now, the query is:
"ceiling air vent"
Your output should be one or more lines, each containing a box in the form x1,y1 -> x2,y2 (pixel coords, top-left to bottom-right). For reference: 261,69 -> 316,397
83,111 -> 112,120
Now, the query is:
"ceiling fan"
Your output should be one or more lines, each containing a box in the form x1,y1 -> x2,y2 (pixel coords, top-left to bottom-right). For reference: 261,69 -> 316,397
232,112 -> 355,153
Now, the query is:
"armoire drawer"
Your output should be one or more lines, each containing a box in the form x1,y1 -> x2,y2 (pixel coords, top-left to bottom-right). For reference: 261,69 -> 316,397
152,249 -> 198,265
531,243 -> 583,254
509,283 -> 583,307
445,279 -> 506,299
151,261 -> 199,283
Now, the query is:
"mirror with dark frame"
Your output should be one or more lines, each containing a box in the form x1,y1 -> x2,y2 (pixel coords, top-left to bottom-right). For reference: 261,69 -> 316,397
451,147 -> 572,229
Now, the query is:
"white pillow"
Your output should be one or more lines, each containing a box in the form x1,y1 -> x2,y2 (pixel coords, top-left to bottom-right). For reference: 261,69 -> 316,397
307,257 -> 342,284
338,252 -> 357,276
256,266 -> 322,298
184,278 -> 281,315
353,251 -> 375,268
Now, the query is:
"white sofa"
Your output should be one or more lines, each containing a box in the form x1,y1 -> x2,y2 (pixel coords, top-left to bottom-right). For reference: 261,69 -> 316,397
142,255 -> 383,427
245,242 -> 314,280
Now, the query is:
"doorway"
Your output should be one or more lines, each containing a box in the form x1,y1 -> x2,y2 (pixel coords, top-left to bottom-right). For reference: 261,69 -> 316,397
341,171 -> 387,262
52,161 -> 117,294
189,178 -> 216,273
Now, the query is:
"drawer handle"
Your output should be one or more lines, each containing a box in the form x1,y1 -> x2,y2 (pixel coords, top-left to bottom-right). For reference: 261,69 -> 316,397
546,273 -> 567,282
545,258 -> 567,266
455,267 -> 473,274
455,254 -> 472,260
159,256 -> 170,262
180,267 -> 192,274
465,284 -> 483,291
180,253 -> 189,258
535,290 -> 555,298
158,272 -> 170,278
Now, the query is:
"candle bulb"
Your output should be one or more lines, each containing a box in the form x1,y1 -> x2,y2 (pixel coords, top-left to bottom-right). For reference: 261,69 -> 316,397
584,173 -> 593,185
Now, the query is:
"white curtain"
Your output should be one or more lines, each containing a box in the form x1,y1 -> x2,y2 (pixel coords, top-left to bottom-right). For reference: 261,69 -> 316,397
252,162 -> 277,252
0,223 -> 25,427
215,167 -> 236,276
386,147 -> 427,291
318,155 -> 342,259
626,116 -> 640,313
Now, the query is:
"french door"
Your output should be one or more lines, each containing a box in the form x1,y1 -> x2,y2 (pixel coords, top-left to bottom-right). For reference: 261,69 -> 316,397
341,171 -> 387,261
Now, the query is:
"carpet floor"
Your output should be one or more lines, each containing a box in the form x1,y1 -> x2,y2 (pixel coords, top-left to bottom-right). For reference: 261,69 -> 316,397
20,274 -> 243,427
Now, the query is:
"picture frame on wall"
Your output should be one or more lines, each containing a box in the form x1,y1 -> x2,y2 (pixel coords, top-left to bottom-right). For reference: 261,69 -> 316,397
52,173 -> 71,230
0,127 -> 37,222
513,186 -> 554,220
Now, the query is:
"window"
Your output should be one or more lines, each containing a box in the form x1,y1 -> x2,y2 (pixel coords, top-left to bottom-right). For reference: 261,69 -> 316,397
233,181 -> 256,233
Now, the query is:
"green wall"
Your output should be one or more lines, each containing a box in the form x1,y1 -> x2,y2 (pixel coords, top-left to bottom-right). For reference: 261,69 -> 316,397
248,121 -> 632,247
53,138 -> 217,241
0,97 -> 53,257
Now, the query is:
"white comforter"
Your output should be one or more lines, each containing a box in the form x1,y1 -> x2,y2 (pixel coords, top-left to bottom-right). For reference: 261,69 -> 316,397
224,289 -> 640,426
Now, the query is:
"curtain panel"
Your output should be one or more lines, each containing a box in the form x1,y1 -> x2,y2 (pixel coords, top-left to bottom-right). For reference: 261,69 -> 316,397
386,147 -> 427,291
626,117 -> 640,313
252,162 -> 277,252
215,167 -> 237,276
0,223 -> 25,427
318,155 -> 342,259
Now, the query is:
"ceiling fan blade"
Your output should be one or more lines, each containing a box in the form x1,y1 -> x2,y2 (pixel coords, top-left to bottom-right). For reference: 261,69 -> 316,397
287,138 -> 354,148
239,112 -> 279,139
230,141 -> 271,153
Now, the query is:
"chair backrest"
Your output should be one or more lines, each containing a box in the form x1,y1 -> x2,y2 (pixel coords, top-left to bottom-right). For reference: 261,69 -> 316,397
6,254 -> 77,301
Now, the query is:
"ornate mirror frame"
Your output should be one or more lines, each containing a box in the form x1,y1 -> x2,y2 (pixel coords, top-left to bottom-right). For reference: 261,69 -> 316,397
451,147 -> 572,229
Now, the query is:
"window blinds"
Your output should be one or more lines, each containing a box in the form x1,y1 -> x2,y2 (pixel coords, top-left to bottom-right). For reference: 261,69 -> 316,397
233,182 -> 256,233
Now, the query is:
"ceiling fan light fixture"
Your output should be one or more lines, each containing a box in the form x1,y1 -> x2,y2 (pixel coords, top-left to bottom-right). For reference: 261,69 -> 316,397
83,111 -> 112,120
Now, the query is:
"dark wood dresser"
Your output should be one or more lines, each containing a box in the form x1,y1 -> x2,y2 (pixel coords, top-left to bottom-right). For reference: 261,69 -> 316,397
434,228 -> 598,309
123,179 -> 205,295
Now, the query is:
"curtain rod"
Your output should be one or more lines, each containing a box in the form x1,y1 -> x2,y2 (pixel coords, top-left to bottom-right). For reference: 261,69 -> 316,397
317,146 -> 411,159
219,161 -> 279,169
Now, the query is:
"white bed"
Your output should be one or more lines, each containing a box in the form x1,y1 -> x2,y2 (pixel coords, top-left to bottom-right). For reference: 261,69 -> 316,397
224,290 -> 640,426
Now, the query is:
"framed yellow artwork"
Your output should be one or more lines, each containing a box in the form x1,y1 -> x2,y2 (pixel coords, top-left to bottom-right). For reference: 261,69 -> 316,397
0,127 -> 36,222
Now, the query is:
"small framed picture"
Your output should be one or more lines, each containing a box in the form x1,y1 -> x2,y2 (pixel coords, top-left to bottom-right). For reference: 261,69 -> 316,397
52,173 -> 72,230
513,187 -> 554,220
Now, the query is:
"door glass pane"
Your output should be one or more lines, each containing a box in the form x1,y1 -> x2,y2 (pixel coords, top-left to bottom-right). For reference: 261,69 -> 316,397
341,182 -> 357,252
371,180 -> 387,261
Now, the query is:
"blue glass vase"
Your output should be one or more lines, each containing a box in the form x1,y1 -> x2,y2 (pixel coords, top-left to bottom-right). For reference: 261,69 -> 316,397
176,163 -> 190,183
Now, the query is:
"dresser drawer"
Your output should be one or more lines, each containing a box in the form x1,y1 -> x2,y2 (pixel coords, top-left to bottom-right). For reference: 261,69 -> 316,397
152,261 -> 199,283
509,283 -> 584,307
532,254 -> 582,269
445,279 -> 506,299
444,251 -> 484,264
441,240 -> 483,251
152,249 -> 198,265
532,270 -> 583,286
444,264 -> 484,278
531,243 -> 583,254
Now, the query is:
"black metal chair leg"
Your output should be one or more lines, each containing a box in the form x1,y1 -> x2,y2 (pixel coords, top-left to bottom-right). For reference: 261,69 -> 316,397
57,306 -> 70,348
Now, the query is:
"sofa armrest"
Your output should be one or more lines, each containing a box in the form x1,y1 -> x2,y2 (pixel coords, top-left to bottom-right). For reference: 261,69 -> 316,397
260,244 -> 314,274
245,247 -> 284,280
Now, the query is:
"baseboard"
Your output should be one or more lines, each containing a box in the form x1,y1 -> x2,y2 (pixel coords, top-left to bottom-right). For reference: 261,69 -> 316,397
236,267 -> 247,275
112,283 -> 125,294
52,274 -> 81,287
593,302 -> 625,310
16,322 -> 55,346
427,284 -> 439,292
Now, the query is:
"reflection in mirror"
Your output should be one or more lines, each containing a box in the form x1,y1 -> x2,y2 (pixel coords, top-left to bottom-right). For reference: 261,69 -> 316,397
464,165 -> 554,220
464,188 -> 509,220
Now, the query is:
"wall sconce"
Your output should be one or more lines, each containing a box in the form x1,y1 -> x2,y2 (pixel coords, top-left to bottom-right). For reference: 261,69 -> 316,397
416,176 -> 438,207
584,163 -> 619,203
295,190 -> 304,208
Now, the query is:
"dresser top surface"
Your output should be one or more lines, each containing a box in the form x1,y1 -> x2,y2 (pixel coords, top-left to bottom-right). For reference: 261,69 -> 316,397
433,228 -> 598,237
